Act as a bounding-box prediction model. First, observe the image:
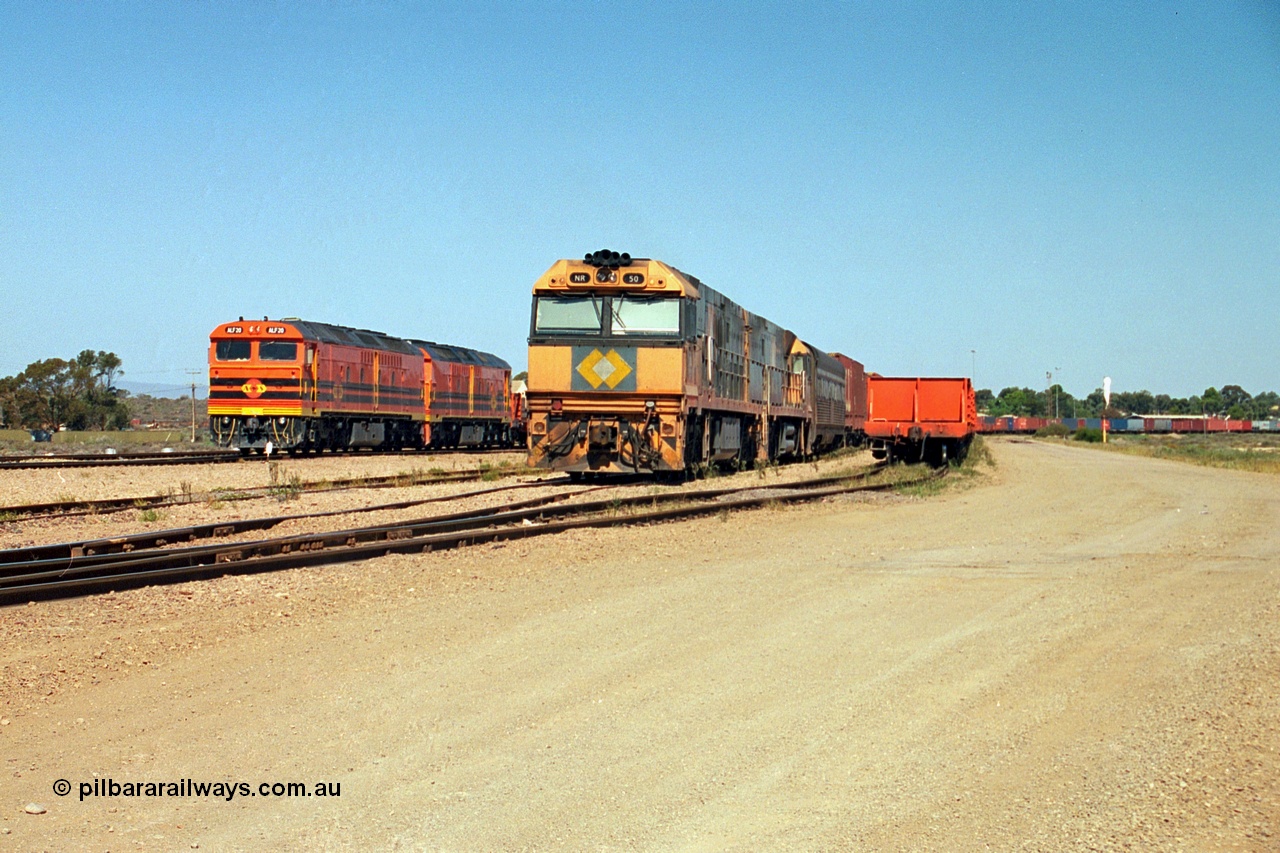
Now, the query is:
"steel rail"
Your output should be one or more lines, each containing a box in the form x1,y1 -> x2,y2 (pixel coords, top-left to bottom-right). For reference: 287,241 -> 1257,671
0,465 -> 934,604
0,453 -> 238,470
0,446 -> 524,469
0,478 -> 585,564
0,449 -> 238,462
0,465 -> 543,521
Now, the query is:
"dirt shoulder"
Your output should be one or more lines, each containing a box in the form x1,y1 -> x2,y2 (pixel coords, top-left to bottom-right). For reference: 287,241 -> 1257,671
2,438 -> 1277,851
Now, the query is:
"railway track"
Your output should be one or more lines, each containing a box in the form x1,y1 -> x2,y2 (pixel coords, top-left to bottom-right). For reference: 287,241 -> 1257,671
0,463 -> 542,521
0,446 -> 523,470
0,464 -> 940,604
0,452 -> 239,470
0,478 -> 588,563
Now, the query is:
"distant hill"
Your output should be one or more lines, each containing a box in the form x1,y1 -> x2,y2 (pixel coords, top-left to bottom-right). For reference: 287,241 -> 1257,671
128,394 -> 207,429
118,381 -> 207,399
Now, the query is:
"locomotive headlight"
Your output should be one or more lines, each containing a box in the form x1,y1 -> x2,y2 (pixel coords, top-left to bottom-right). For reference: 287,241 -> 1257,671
645,400 -> 656,410
278,417 -> 288,425
221,417 -> 231,425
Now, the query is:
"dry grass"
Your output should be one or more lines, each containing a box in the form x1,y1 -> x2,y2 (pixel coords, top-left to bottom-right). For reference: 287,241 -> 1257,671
0,428 -> 207,453
1092,433 -> 1280,475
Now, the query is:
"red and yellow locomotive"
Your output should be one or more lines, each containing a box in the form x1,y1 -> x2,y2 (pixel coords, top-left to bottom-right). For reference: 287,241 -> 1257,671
208,318 -> 513,454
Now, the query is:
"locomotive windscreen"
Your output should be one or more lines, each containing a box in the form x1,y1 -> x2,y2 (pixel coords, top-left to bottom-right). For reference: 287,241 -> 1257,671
610,296 -> 679,336
215,341 -> 251,361
534,295 -> 604,334
259,342 -> 298,361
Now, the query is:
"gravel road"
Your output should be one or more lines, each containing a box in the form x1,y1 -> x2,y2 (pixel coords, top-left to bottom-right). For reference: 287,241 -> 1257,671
1,438 -> 1277,851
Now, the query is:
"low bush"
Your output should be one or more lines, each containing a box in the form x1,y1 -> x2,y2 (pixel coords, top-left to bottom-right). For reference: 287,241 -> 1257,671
1073,427 -> 1104,443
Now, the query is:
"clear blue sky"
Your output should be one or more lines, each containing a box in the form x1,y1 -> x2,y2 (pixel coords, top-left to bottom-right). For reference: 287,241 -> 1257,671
2,2 -> 1276,399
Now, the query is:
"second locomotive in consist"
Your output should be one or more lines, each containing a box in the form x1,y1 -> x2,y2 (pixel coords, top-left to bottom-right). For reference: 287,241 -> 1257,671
208,318 -> 513,454
525,251 -> 866,476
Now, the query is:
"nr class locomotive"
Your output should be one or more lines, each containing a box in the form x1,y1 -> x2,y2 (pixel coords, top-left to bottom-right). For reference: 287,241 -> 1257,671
208,318 -> 514,454
524,251 -> 868,477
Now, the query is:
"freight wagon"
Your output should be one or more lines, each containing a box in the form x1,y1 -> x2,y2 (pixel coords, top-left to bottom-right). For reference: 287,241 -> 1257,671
865,376 -> 977,466
977,416 -> 1259,435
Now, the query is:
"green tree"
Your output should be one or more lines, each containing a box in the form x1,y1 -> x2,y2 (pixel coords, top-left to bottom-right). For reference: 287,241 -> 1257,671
989,387 -> 1047,417
18,359 -> 73,429
0,352 -> 130,429
1252,391 -> 1279,420
1201,387 -> 1223,416
1219,385 -> 1252,414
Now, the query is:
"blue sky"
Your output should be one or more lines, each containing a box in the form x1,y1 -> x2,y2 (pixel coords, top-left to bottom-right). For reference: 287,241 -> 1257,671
2,1 -> 1276,399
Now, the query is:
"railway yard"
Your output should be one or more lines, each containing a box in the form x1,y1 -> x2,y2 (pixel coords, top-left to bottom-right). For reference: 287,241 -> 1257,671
1,438 -> 1278,850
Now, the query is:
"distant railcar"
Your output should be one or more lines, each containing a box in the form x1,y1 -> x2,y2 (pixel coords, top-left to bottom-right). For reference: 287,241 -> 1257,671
832,353 -> 868,439
408,340 -> 513,448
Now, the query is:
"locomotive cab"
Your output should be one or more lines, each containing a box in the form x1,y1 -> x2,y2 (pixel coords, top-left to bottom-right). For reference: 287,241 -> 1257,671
208,320 -> 309,452
526,254 -> 690,475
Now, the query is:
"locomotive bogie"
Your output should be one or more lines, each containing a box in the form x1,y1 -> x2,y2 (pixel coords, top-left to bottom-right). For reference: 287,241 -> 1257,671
208,414 -> 423,453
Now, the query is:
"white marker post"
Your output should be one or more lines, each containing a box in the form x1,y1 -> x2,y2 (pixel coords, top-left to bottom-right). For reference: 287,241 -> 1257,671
1102,376 -> 1112,444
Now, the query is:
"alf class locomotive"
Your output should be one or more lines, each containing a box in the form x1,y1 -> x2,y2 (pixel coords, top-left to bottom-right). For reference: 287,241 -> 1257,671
208,318 -> 514,454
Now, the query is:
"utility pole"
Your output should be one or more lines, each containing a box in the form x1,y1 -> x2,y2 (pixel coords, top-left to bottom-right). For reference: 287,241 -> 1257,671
184,369 -> 203,443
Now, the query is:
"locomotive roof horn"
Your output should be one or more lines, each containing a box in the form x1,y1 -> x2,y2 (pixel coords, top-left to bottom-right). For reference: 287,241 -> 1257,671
583,249 -> 632,269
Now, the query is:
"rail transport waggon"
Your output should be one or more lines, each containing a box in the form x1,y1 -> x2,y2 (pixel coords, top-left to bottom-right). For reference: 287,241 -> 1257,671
978,417 -> 1272,434
208,318 -> 514,454
524,250 -> 874,477
866,376 -> 978,466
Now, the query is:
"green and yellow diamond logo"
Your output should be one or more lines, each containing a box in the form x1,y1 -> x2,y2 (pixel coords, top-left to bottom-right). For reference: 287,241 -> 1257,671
576,348 -> 633,389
